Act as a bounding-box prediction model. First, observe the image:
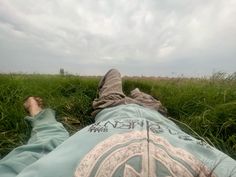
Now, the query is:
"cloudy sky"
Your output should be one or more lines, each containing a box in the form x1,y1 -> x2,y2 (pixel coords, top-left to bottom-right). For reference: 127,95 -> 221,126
0,0 -> 235,77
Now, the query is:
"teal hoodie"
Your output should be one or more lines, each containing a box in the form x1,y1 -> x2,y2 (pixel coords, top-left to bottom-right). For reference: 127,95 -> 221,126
1,104 -> 236,177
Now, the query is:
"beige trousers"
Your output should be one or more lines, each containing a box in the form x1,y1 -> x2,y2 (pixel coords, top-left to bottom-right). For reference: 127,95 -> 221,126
92,69 -> 167,117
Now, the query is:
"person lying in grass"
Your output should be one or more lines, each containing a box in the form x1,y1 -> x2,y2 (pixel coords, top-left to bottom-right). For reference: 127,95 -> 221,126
0,69 -> 235,177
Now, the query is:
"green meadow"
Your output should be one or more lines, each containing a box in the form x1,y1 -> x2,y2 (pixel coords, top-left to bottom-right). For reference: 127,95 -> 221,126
0,73 -> 236,159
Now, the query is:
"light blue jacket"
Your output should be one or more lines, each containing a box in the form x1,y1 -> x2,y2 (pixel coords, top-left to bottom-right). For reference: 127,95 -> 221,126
0,104 -> 235,177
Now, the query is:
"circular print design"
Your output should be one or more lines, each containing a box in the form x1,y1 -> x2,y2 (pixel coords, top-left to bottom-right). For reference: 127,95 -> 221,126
74,131 -> 216,177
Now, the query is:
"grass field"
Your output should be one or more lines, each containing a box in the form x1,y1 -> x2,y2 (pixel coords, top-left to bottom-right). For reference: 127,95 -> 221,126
0,73 -> 236,160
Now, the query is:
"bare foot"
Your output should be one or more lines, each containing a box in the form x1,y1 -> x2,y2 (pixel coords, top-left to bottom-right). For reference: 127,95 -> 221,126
24,96 -> 43,117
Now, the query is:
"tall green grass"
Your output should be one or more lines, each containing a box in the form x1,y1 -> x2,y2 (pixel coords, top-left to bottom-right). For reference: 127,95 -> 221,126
0,74 -> 235,160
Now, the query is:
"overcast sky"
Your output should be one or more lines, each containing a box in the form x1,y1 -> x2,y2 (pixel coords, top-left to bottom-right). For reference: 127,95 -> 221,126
0,0 -> 235,77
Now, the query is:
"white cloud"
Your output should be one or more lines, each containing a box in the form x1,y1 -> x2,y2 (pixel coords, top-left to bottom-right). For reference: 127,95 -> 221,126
0,0 -> 235,76
157,46 -> 175,59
